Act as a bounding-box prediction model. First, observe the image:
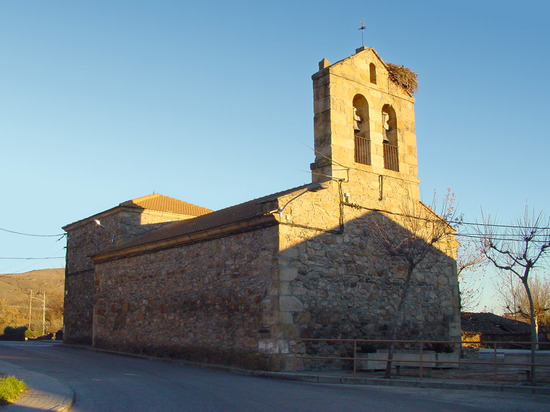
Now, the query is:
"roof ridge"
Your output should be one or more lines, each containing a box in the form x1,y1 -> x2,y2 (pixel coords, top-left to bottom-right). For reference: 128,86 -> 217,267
97,183 -> 314,256
120,193 -> 213,216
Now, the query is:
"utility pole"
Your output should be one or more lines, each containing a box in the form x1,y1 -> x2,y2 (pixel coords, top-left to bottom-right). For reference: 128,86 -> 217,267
28,290 -> 47,335
28,289 -> 32,330
42,292 -> 46,336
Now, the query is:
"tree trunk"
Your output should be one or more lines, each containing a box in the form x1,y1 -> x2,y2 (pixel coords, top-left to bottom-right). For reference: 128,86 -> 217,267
523,279 -> 537,385
384,263 -> 415,379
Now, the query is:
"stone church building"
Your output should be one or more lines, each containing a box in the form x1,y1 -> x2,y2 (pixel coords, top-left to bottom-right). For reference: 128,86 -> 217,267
63,47 -> 461,370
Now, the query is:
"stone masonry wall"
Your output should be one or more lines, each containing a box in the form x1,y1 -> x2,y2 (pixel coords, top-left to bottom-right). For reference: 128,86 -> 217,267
64,214 -> 120,344
312,48 -> 419,193
82,177 -> 459,371
64,208 -> 191,344
275,179 -> 460,369
92,226 -> 281,368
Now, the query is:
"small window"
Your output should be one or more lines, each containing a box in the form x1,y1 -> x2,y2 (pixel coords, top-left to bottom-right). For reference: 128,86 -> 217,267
369,63 -> 377,84
353,95 -> 371,165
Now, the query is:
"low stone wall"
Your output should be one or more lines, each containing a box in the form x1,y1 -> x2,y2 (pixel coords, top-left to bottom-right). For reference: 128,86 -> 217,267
357,350 -> 437,370
505,352 -> 550,366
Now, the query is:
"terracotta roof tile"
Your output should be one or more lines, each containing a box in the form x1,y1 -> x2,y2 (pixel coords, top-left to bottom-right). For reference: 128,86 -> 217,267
461,312 -> 531,335
106,184 -> 311,253
120,194 -> 212,216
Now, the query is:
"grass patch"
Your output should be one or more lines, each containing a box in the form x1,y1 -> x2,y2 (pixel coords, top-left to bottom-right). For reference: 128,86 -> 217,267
0,376 -> 27,404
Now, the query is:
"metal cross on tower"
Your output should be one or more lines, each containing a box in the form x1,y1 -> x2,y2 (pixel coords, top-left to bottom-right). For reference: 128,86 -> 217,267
359,19 -> 366,47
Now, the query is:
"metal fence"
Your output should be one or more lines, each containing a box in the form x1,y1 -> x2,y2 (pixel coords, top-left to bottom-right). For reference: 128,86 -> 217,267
354,135 -> 371,165
383,142 -> 399,171
293,338 -> 550,385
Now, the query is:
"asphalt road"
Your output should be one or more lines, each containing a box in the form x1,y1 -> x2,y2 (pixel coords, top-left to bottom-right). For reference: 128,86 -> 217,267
0,341 -> 548,412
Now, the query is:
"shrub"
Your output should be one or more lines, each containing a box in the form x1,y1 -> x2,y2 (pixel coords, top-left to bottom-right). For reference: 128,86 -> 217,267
425,342 -> 454,353
0,326 -> 27,341
3,326 -> 27,336
24,330 -> 41,339
358,343 -> 377,353
0,376 -> 27,404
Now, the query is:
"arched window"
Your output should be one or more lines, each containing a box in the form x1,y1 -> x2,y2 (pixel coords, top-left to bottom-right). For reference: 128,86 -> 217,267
382,105 -> 399,172
353,95 -> 371,165
369,63 -> 377,84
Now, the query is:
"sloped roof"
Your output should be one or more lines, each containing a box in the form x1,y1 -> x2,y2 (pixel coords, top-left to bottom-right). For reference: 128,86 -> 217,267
327,46 -> 389,73
94,184 -> 313,258
320,47 -> 416,97
461,312 -> 531,335
120,194 -> 212,216
63,193 -> 212,231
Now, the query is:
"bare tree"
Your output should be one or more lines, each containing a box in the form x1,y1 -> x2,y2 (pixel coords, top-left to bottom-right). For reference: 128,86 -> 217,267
457,239 -> 487,310
45,299 -> 64,334
367,192 -> 458,378
479,207 -> 550,385
498,273 -> 550,335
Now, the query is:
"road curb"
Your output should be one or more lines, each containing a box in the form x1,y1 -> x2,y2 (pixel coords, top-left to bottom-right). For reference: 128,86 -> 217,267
272,373 -> 550,395
0,359 -> 74,411
62,344 -> 550,396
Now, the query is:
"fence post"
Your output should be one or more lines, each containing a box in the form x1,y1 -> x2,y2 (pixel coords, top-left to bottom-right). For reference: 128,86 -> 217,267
493,342 -> 498,384
353,340 -> 357,375
293,339 -> 297,373
419,343 -> 423,380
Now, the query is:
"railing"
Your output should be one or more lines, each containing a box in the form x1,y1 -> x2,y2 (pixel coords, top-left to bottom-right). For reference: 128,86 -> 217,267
383,142 -> 399,171
354,135 -> 371,165
293,338 -> 550,385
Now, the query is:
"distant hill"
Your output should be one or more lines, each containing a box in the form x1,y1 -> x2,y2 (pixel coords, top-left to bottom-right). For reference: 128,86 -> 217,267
0,268 -> 65,308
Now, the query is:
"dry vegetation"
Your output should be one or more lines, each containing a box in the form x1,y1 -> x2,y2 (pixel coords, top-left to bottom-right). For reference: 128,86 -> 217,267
387,63 -> 419,95
0,268 -> 64,335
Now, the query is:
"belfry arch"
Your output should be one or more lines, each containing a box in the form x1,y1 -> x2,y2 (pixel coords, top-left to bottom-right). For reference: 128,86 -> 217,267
382,104 -> 398,172
353,94 -> 371,165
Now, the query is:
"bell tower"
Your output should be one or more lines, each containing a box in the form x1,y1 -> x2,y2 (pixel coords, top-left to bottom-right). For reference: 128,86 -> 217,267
310,47 -> 420,201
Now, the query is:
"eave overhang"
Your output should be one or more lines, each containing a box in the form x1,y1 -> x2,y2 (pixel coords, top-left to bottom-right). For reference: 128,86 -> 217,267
91,213 -> 279,263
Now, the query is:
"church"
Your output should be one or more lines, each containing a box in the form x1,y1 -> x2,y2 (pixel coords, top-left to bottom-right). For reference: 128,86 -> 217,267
63,47 -> 461,371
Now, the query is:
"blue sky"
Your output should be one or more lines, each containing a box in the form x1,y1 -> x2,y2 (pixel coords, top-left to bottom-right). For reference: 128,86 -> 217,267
1,1 -> 549,310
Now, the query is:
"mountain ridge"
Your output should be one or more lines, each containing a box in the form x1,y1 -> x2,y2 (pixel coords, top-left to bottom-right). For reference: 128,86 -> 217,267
0,268 -> 65,307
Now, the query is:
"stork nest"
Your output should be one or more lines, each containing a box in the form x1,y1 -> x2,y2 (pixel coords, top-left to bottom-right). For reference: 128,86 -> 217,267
387,63 -> 419,95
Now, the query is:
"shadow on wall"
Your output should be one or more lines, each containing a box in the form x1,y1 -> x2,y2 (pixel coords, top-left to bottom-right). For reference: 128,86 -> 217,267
87,204 -> 459,371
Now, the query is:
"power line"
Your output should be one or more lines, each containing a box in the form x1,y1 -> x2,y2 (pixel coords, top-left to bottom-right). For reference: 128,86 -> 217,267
310,148 -> 550,232
455,233 -> 550,243
0,227 -> 66,238
449,220 -> 550,231
0,257 -> 65,260
344,202 -> 550,232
